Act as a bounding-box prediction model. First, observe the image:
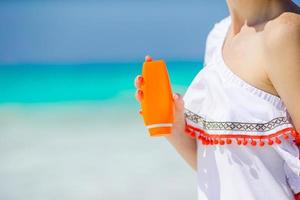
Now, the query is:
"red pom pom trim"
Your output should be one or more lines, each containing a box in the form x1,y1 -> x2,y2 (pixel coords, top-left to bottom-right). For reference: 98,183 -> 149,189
184,123 -> 299,147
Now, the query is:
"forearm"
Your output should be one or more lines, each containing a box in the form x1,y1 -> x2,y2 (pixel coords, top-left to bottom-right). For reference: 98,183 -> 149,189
165,130 -> 197,171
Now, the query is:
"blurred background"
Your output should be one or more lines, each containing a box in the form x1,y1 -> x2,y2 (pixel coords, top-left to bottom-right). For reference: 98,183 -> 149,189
1,0 -> 299,200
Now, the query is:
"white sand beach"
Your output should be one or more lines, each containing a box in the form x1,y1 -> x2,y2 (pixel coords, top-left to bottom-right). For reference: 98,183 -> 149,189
0,101 -> 196,200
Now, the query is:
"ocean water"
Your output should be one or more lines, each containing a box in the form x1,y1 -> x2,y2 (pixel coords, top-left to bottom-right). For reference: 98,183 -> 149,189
0,61 -> 201,103
0,61 -> 202,200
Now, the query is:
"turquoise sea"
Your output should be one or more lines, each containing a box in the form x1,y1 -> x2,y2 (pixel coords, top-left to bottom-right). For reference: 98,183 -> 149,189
0,61 -> 201,104
0,61 -> 202,200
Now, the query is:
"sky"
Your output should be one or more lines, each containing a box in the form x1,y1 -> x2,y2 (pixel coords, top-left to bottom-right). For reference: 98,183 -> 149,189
0,0 -> 299,64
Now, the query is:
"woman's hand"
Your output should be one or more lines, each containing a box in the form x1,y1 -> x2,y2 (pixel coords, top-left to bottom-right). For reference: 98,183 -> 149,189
134,55 -> 197,171
134,55 -> 186,136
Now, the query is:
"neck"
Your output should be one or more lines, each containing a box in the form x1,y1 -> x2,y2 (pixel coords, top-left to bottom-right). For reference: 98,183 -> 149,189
226,0 -> 290,33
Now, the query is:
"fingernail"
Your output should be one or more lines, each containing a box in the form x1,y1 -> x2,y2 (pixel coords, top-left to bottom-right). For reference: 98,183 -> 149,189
145,55 -> 152,62
138,90 -> 143,97
173,93 -> 179,99
137,76 -> 143,83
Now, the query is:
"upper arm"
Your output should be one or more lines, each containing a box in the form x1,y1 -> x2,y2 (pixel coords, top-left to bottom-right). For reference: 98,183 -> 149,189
263,15 -> 300,131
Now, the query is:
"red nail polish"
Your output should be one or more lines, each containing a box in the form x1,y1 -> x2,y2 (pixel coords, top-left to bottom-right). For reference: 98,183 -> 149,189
138,76 -> 143,83
145,55 -> 152,62
138,90 -> 143,97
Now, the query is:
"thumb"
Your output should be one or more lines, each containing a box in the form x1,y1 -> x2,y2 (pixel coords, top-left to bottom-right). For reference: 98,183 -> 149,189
173,93 -> 184,113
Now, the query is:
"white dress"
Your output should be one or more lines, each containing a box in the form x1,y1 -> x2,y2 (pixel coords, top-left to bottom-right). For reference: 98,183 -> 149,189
183,16 -> 300,200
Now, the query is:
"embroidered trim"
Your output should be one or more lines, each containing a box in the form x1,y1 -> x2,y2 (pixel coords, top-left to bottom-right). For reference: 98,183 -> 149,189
184,109 -> 290,132
184,109 -> 300,146
185,124 -> 299,146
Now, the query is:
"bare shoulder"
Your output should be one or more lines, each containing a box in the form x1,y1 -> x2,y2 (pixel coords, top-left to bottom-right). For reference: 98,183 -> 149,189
263,12 -> 300,50
260,13 -> 300,132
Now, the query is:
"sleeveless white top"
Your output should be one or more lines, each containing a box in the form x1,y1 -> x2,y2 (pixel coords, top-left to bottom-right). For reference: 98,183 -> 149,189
183,16 -> 300,200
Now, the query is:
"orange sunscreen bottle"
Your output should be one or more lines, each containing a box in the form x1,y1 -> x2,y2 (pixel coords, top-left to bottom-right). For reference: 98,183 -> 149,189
140,58 -> 174,137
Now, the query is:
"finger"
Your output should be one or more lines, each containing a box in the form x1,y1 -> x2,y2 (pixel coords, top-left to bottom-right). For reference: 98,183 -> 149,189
172,93 -> 186,130
135,89 -> 143,102
134,75 -> 143,89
